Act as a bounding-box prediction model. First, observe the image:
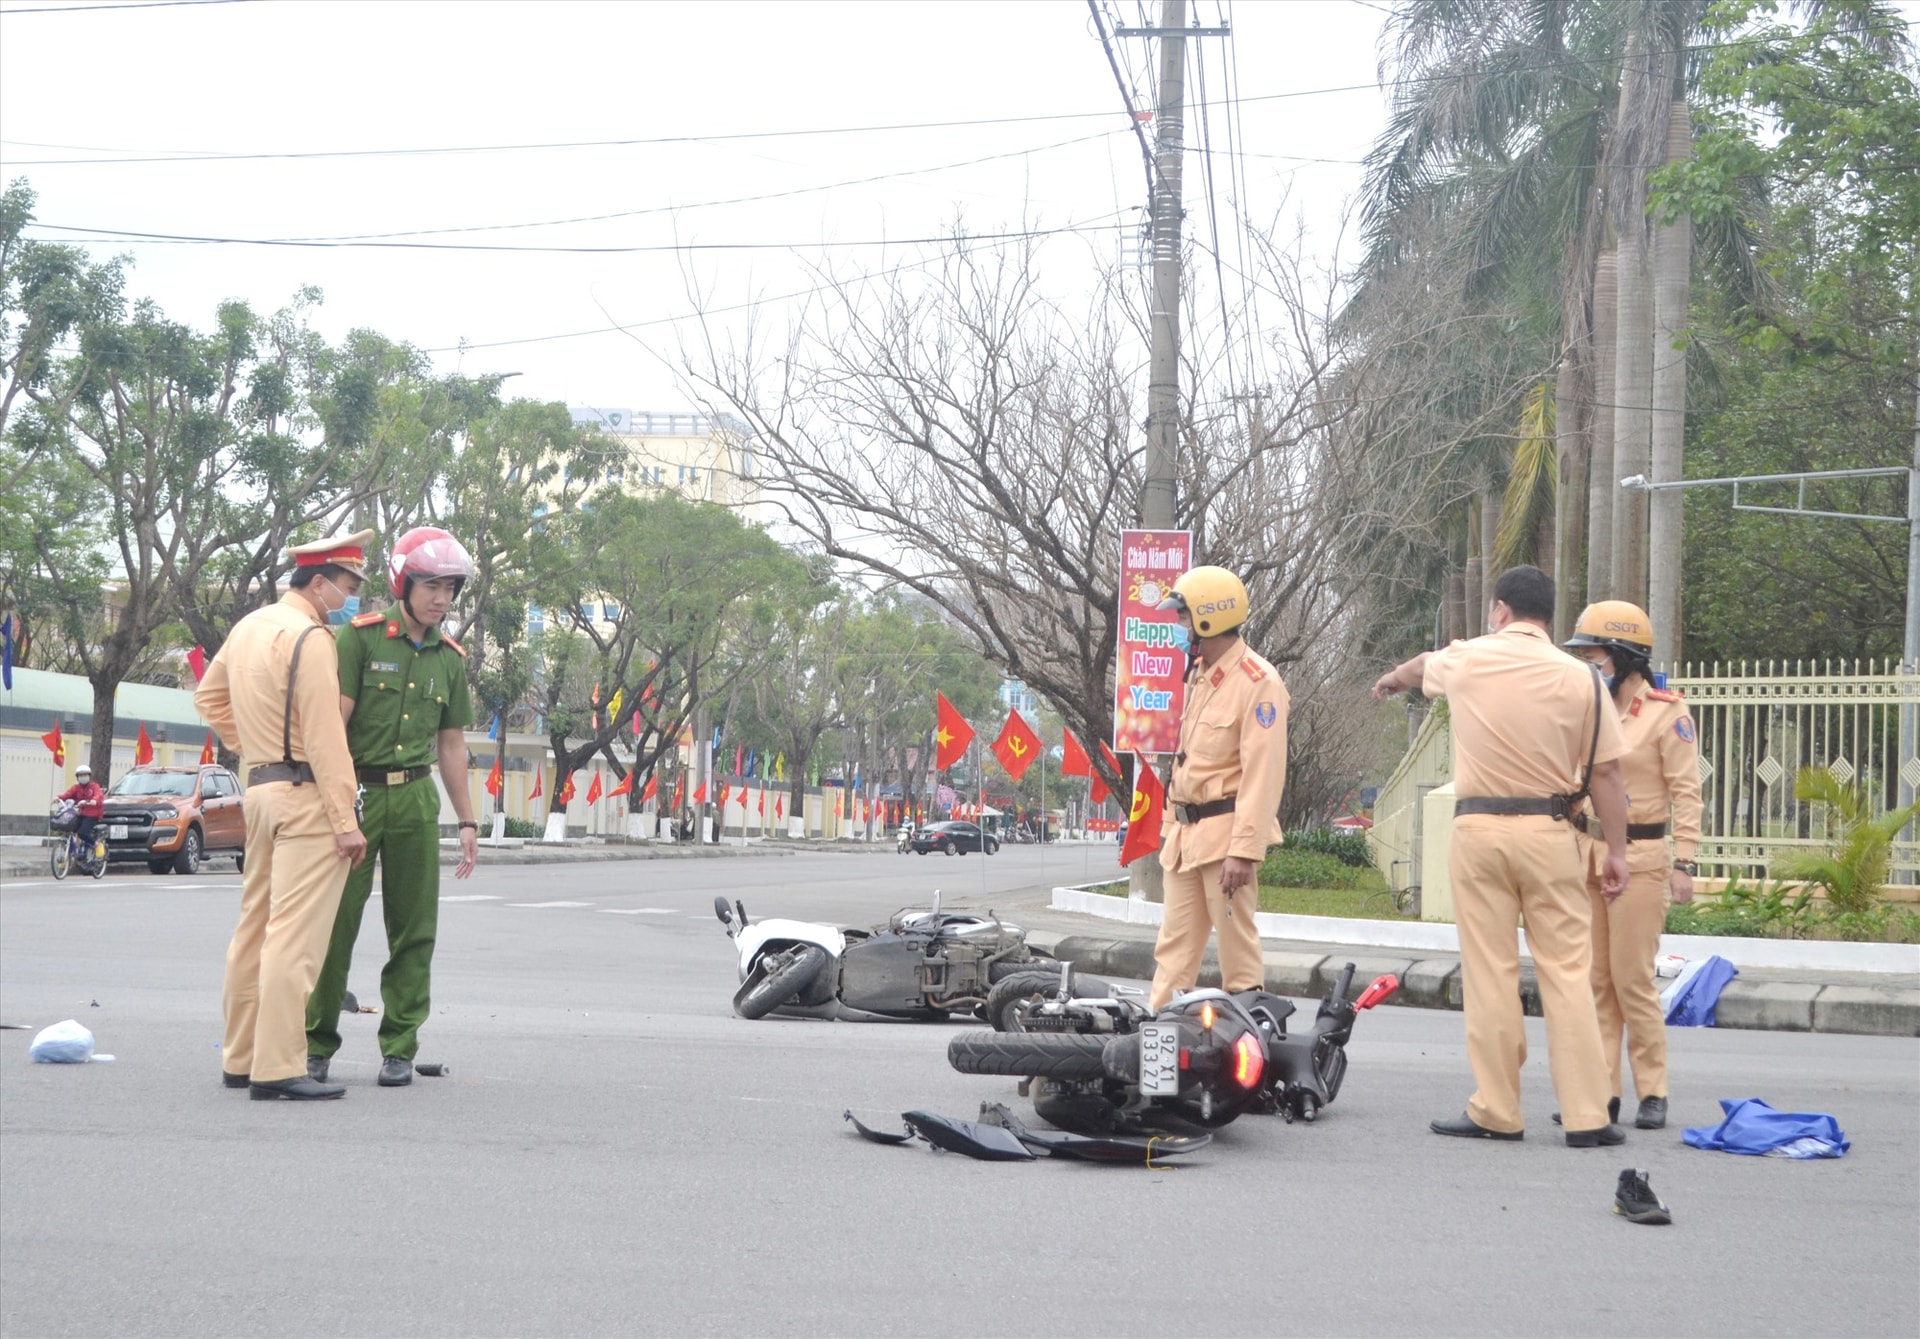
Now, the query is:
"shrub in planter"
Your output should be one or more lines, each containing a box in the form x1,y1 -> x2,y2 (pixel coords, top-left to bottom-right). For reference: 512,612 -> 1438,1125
1259,848 -> 1366,890
1283,826 -> 1375,869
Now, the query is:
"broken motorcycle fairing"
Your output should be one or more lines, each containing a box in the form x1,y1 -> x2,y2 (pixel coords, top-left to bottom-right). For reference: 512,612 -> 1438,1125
842,1107 -> 1209,1164
716,893 -> 1082,1022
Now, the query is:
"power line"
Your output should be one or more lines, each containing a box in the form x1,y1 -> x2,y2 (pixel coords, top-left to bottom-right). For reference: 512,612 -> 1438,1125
0,0 -> 248,13
30,217 -> 1128,255
198,131 -> 1123,244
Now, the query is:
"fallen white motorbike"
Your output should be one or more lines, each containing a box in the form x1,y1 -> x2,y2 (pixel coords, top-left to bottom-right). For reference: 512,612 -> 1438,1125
715,892 -> 1101,1023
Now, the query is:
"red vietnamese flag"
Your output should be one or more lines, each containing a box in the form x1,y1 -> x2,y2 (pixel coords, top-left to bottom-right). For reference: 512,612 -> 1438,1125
934,692 -> 974,769
555,771 -> 575,805
200,731 -> 217,765
640,771 -> 659,803
990,710 -> 1041,782
186,645 -> 208,684
756,788 -> 765,815
775,793 -> 785,820
585,772 -> 605,805
1118,751 -> 1166,867
607,770 -> 633,800
1060,728 -> 1092,778
42,719 -> 65,766
694,779 -> 709,805
672,774 -> 685,810
484,754 -> 504,797
133,722 -> 154,766
530,768 -> 545,799
1092,740 -> 1124,805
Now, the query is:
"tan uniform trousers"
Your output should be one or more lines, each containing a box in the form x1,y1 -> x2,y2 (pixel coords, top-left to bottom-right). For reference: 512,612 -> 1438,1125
1451,814 -> 1612,1133
1587,864 -> 1670,1101
1148,861 -> 1264,1011
221,782 -> 352,1083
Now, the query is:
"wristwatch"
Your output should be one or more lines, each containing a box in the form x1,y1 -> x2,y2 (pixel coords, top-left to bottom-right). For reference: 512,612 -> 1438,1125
458,820 -> 479,832
1672,860 -> 1697,876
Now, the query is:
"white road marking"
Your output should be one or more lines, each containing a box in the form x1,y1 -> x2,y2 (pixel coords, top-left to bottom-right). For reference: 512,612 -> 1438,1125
506,900 -> 595,908
440,894 -> 500,902
597,907 -> 677,915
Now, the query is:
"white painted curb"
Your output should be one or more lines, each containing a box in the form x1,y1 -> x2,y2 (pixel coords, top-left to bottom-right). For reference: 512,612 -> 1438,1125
1050,884 -> 1920,975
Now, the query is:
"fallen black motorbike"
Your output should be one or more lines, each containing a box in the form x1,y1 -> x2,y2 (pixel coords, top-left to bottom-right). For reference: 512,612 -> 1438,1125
947,963 -> 1398,1133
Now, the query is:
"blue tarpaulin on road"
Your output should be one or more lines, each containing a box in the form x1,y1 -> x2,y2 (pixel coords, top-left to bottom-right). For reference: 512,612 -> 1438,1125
1682,1098 -> 1850,1158
1662,954 -> 1739,1026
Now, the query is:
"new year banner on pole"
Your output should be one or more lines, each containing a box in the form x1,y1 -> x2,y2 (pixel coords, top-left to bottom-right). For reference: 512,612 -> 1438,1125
1113,528 -> 1190,755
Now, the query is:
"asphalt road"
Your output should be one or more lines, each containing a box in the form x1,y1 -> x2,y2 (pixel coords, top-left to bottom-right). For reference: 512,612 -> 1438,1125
3,848 -> 1917,1339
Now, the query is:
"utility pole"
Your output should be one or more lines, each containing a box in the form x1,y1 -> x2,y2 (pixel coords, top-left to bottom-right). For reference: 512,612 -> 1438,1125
1140,0 -> 1187,534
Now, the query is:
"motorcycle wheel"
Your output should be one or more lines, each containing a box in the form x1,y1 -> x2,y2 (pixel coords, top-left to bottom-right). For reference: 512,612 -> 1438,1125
735,946 -> 829,1020
984,971 -> 1113,1032
947,1031 -> 1109,1081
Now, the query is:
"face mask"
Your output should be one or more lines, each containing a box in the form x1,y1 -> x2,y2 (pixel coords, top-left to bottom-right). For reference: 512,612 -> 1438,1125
1168,623 -> 1191,652
325,579 -> 361,627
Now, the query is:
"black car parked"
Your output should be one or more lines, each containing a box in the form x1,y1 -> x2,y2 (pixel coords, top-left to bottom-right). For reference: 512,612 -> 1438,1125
908,820 -> 1000,856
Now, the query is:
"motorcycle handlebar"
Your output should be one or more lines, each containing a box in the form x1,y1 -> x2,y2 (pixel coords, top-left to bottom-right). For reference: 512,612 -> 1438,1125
1332,962 -> 1355,1006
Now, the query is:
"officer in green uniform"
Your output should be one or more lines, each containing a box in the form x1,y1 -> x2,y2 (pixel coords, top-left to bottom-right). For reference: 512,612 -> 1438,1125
306,527 -> 480,1087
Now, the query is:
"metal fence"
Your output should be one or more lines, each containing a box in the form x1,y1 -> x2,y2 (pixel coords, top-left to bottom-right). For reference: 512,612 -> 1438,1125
1369,661 -> 1919,901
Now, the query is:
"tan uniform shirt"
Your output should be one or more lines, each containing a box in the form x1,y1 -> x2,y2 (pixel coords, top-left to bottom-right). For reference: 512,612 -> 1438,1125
1423,622 -> 1628,799
1159,639 -> 1289,870
1585,677 -> 1703,872
195,592 -> 358,836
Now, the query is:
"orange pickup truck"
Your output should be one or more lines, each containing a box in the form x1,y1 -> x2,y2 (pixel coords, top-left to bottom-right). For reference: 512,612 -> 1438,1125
100,765 -> 247,875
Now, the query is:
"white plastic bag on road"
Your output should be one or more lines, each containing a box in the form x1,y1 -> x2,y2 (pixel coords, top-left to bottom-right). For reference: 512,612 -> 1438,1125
28,1019 -> 113,1064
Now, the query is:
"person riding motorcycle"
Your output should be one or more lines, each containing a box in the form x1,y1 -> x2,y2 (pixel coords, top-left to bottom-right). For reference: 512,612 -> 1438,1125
56,764 -> 108,861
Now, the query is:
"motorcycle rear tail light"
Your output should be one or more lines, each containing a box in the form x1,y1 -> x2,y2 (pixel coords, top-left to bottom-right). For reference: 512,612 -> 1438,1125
1179,1048 -> 1191,1070
1230,1032 -> 1264,1089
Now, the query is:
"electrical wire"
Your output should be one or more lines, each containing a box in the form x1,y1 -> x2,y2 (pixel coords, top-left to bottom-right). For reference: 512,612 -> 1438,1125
0,0 -> 248,13
29,218 -> 1129,254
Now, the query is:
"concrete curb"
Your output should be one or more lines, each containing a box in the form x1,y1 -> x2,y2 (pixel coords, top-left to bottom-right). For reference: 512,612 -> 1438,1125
1027,926 -> 1920,1039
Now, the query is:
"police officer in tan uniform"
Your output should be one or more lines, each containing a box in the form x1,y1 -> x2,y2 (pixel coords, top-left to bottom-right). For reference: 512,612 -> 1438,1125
1563,601 -> 1701,1132
1373,565 -> 1633,1146
196,532 -> 370,1100
1147,566 -> 1289,1011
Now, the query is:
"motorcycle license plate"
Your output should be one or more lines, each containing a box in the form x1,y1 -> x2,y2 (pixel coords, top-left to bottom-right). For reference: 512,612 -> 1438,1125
1138,1022 -> 1180,1096
109,825 -> 128,841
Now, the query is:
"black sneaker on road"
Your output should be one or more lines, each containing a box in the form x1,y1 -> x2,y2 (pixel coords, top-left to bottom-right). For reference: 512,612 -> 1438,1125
1615,1168 -> 1672,1225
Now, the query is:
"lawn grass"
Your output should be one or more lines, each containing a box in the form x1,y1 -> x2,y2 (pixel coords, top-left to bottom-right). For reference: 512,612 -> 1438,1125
1082,867 -> 1418,921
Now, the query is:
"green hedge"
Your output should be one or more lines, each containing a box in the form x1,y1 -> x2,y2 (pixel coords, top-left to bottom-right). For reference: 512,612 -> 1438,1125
1283,826 -> 1374,869
1258,848 -> 1367,890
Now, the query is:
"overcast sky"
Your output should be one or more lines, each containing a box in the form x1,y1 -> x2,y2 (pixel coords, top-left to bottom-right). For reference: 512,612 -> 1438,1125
1,0 -> 1393,413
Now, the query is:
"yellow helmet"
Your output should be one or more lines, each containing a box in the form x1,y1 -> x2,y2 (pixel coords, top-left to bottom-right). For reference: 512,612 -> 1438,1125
1564,600 -> 1654,658
1158,565 -> 1250,637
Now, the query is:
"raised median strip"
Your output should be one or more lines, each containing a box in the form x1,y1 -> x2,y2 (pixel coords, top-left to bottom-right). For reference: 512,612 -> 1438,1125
1034,884 -> 1920,1039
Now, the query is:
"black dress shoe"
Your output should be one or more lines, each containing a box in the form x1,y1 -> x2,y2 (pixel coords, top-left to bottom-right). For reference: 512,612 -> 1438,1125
1565,1122 -> 1627,1147
378,1055 -> 413,1087
222,1071 -> 250,1089
1635,1096 -> 1668,1129
1552,1096 -> 1620,1127
250,1076 -> 345,1101
1430,1113 -> 1523,1141
306,1055 -> 329,1083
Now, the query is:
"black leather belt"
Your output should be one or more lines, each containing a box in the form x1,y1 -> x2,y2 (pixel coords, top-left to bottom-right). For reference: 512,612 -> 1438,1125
1173,796 -> 1236,825
249,762 -> 316,786
1582,815 -> 1668,842
1454,796 -> 1573,820
356,765 -> 432,786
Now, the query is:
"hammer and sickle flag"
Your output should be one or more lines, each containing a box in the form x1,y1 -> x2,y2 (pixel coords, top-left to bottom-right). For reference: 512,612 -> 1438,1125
991,709 -> 1041,782
934,692 -> 974,770
1118,751 -> 1165,867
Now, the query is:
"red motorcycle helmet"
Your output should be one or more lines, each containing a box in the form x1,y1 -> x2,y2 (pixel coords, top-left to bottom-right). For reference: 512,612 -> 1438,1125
388,527 -> 474,606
